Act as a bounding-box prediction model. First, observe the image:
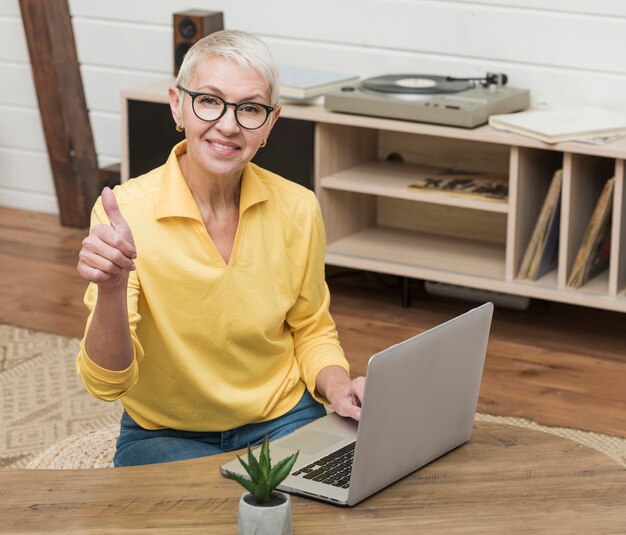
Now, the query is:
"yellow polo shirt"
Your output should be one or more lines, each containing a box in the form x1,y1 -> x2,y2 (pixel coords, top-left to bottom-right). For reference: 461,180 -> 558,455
76,141 -> 348,431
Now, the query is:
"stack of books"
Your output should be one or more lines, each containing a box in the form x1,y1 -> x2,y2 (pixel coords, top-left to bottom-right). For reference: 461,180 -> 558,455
567,178 -> 615,289
489,107 -> 626,144
517,169 -> 562,281
407,169 -> 508,202
278,65 -> 359,100
517,170 -> 615,288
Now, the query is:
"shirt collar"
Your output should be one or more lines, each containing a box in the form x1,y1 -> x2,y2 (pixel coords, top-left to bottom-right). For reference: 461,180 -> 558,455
155,140 -> 269,221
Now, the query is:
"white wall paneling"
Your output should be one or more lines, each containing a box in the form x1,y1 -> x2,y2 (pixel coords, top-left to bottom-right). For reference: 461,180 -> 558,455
90,111 -> 121,158
81,66 -> 170,114
0,186 -> 58,214
70,2 -> 626,74
68,0 -> 230,25
67,0 -> 626,27
242,2 -> 626,75
0,148 -> 54,194
2,0 -> 626,215
441,0 -> 626,18
0,107 -> 46,152
0,1 -> 54,213
0,15 -> 29,63
0,0 -> 20,17
72,19 -> 171,72
0,63 -> 37,108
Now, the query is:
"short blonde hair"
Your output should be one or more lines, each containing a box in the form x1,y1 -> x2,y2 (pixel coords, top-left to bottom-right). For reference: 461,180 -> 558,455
175,29 -> 279,116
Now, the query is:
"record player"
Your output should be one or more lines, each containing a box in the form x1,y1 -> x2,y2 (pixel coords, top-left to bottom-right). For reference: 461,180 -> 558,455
324,72 -> 530,128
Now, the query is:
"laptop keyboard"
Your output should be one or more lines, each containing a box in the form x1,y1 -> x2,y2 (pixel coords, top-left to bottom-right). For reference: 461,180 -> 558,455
291,442 -> 355,489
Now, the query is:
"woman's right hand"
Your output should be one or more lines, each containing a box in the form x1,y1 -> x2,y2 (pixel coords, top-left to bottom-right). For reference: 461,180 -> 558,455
77,187 -> 137,290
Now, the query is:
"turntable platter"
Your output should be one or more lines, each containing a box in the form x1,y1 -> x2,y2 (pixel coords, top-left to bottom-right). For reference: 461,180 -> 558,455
361,74 -> 471,95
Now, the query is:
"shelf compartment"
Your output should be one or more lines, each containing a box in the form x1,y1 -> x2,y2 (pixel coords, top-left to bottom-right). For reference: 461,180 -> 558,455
320,160 -> 509,214
325,226 -> 506,280
378,131 -> 510,176
508,146 -> 563,282
609,159 -> 626,295
560,153 -> 615,287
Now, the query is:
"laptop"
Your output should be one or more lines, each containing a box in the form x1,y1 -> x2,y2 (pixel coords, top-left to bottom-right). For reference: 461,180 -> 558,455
220,302 -> 493,506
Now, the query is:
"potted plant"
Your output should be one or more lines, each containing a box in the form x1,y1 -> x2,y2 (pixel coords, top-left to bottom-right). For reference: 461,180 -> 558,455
224,435 -> 299,535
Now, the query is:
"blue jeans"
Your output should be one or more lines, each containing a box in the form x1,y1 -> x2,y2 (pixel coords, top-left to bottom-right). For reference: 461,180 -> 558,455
114,390 -> 326,467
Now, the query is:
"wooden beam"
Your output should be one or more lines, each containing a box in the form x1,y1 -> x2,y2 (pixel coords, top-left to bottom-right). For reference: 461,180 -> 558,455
19,0 -> 100,228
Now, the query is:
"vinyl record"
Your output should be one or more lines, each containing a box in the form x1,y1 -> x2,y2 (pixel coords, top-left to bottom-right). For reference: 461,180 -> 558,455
361,74 -> 471,95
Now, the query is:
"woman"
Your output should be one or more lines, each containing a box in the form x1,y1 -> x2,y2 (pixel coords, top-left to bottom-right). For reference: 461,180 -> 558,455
76,29 -> 364,466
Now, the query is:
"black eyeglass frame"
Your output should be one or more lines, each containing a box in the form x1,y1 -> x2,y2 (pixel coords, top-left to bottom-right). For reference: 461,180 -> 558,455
177,85 -> 275,130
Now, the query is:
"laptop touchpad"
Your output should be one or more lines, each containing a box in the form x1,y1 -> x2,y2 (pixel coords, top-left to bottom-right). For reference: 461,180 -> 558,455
278,430 -> 346,454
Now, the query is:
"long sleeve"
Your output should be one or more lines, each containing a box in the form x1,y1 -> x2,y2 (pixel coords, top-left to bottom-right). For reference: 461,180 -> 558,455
286,197 -> 349,402
75,199 -> 144,401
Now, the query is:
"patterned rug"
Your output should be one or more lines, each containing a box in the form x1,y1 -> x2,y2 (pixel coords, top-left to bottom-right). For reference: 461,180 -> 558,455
0,324 -> 122,468
1,324 -> 624,469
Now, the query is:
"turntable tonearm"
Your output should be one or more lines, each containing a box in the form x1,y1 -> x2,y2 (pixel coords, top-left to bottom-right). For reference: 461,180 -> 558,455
323,72 -> 530,128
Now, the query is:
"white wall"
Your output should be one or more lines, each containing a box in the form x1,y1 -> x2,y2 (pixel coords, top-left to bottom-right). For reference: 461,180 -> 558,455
2,0 -> 626,215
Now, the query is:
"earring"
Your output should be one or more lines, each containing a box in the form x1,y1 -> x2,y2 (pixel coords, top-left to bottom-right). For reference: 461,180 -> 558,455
260,139 -> 267,148
175,122 -> 184,132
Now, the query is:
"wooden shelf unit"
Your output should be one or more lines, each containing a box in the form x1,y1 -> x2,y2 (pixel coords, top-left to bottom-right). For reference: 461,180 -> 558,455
305,106 -> 626,312
122,80 -> 626,312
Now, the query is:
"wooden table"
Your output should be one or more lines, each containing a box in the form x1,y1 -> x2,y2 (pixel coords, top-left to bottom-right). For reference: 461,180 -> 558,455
1,422 -> 624,534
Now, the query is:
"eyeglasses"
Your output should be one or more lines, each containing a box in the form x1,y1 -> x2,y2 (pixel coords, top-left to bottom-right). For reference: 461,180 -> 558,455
177,85 -> 274,130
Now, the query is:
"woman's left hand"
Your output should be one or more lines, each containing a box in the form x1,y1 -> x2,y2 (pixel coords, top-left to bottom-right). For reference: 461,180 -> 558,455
315,366 -> 365,421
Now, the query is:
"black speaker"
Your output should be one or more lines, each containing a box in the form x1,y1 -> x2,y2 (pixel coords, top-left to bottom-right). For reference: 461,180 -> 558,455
173,10 -> 224,76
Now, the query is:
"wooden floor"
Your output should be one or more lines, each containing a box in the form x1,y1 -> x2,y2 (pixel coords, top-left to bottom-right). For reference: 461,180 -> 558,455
2,206 -> 625,438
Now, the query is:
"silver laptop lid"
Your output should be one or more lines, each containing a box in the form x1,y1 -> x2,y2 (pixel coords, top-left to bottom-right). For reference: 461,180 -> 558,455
347,302 -> 493,505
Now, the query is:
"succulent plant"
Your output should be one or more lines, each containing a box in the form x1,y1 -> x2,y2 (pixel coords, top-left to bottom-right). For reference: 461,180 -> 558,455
224,435 -> 299,505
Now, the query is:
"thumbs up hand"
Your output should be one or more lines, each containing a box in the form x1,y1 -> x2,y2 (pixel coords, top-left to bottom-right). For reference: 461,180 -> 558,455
77,187 -> 137,290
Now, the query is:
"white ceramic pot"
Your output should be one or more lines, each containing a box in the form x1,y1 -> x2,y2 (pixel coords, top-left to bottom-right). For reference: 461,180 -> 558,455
237,491 -> 292,535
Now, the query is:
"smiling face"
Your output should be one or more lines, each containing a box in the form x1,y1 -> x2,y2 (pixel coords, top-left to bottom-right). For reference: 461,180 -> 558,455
169,55 -> 280,183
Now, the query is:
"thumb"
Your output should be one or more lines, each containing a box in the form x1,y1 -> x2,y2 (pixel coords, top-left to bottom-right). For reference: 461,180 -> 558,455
102,187 -> 134,246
